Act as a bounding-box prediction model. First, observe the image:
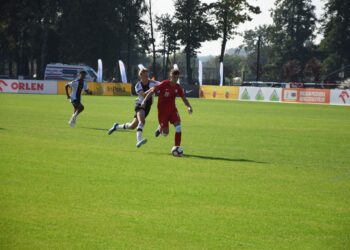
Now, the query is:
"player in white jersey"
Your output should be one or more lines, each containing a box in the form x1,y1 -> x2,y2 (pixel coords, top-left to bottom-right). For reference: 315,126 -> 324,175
107,68 -> 158,148
65,70 -> 92,127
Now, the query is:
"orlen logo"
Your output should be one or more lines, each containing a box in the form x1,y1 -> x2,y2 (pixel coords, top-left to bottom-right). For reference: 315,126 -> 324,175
0,80 -> 44,92
339,91 -> 350,104
0,80 -> 8,92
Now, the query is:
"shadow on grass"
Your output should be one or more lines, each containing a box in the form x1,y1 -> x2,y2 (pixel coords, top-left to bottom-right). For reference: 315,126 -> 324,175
0,128 -> 5,130
183,154 -> 266,163
80,127 -> 133,132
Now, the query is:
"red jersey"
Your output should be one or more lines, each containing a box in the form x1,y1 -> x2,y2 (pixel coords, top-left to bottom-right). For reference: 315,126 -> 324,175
155,80 -> 184,113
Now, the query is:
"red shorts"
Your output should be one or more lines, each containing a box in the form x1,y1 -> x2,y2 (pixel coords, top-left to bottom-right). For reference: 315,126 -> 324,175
158,109 -> 181,129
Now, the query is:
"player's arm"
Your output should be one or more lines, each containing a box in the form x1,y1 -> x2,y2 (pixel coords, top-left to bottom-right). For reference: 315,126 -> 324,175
65,83 -> 71,99
83,81 -> 93,95
181,96 -> 193,114
141,87 -> 156,107
142,81 -> 159,97
138,90 -> 146,97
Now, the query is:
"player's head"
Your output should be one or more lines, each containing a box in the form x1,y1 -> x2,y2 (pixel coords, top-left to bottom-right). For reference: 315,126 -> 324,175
170,69 -> 180,82
138,68 -> 149,81
79,70 -> 87,79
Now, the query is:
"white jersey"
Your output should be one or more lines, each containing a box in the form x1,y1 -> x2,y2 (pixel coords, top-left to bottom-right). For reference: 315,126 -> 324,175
67,79 -> 88,102
135,80 -> 159,105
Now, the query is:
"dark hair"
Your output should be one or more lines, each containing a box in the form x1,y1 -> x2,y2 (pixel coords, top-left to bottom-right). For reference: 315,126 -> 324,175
170,69 -> 180,76
79,70 -> 87,74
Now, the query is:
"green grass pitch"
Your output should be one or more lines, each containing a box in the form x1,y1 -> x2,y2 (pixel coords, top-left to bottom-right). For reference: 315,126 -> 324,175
0,93 -> 349,249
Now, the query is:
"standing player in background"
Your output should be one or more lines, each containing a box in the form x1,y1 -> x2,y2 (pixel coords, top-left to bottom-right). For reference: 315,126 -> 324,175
107,68 -> 158,148
141,68 -> 193,156
65,70 -> 92,127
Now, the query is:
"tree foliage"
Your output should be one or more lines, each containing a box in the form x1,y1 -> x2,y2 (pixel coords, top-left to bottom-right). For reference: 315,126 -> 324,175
174,0 -> 219,84
319,0 -> 350,81
270,0 -> 317,81
0,0 -> 150,80
212,0 -> 260,63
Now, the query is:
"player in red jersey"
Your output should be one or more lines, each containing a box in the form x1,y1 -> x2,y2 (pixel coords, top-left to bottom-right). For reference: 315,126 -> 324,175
141,68 -> 193,153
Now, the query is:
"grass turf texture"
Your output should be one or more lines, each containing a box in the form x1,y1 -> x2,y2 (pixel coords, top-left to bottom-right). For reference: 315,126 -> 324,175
0,93 -> 349,250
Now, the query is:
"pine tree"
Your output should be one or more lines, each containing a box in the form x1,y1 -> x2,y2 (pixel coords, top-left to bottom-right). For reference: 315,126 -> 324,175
174,0 -> 218,84
320,0 -> 350,81
270,0 -> 317,81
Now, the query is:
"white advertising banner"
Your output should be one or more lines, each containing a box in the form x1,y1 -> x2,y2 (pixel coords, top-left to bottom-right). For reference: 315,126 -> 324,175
0,79 -> 58,94
330,89 -> 350,105
239,87 -> 282,102
97,59 -> 103,83
219,62 -> 223,86
198,60 -> 203,86
118,60 -> 127,83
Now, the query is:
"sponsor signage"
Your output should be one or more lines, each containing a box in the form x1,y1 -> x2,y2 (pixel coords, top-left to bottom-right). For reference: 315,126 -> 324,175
239,87 -> 281,102
57,81 -> 132,96
282,88 -> 330,104
330,89 -> 350,105
102,83 -> 132,96
0,79 -> 57,94
181,84 -> 199,98
200,86 -> 239,100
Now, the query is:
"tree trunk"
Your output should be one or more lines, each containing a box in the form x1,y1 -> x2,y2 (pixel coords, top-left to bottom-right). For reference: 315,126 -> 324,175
219,10 -> 228,63
149,0 -> 156,78
186,46 -> 192,84
165,43 -> 171,78
185,15 -> 192,84
162,34 -> 166,80
40,23 -> 49,79
9,61 -> 13,77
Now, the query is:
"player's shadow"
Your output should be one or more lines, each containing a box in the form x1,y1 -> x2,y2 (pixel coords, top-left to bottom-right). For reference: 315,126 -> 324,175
184,154 -> 265,163
80,127 -> 133,132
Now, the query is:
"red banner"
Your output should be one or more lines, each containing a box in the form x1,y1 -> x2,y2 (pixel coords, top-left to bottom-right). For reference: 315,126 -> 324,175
282,88 -> 330,104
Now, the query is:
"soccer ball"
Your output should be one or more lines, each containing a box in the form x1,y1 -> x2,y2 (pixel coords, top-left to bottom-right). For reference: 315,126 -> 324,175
171,146 -> 183,157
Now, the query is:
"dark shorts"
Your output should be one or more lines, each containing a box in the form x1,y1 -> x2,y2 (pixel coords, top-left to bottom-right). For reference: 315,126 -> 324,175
134,103 -> 151,118
71,100 -> 83,109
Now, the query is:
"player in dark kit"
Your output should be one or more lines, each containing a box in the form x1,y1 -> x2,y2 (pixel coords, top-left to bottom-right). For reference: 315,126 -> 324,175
107,68 -> 158,148
141,68 -> 193,153
65,70 -> 92,127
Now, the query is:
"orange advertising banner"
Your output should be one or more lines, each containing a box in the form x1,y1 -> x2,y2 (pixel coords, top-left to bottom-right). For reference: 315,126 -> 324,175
282,88 -> 330,104
200,86 -> 239,100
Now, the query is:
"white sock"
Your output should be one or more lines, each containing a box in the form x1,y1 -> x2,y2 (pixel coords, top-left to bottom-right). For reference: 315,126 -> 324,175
118,123 -> 130,130
137,123 -> 144,141
70,112 -> 78,122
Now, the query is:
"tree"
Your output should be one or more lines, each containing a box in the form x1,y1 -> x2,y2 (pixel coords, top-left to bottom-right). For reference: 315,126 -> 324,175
213,0 -> 260,63
156,14 -> 179,79
174,0 -> 219,84
283,59 -> 302,82
304,58 -> 321,82
58,0 -> 149,80
241,25 -> 275,81
270,0 -> 317,81
148,0 -> 157,78
0,0 -> 152,80
319,0 -> 350,81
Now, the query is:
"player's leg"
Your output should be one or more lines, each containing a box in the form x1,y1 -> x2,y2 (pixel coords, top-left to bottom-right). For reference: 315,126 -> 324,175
68,101 -> 81,127
155,124 -> 161,137
158,112 -> 169,136
170,111 -> 181,146
108,104 -> 141,134
108,117 -> 138,135
135,109 -> 147,148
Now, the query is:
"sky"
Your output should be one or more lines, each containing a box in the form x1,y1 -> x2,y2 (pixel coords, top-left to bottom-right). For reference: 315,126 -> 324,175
151,0 -> 326,56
